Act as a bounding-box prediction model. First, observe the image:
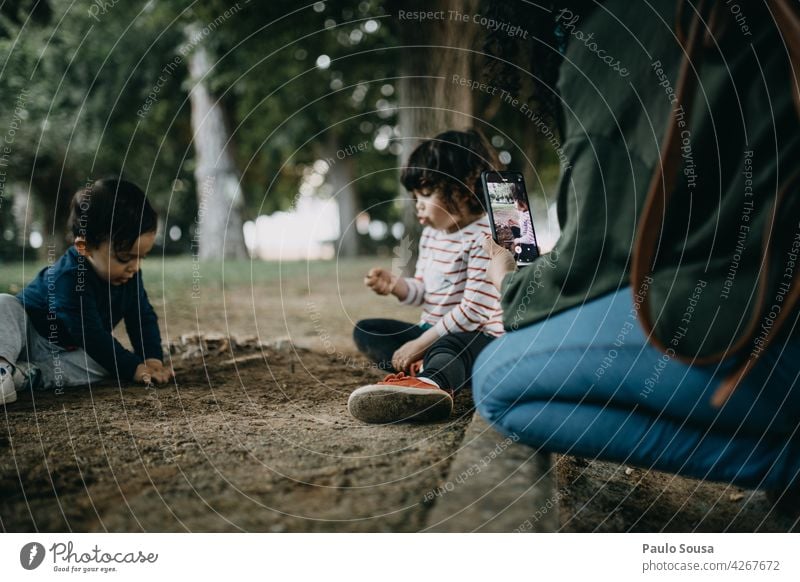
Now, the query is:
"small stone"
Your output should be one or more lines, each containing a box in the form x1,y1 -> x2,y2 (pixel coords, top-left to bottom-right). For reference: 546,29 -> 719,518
729,492 -> 745,502
624,467 -> 634,476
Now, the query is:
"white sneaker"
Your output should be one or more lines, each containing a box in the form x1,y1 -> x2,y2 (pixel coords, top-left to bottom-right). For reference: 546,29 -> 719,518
0,365 -> 17,405
13,361 -> 42,391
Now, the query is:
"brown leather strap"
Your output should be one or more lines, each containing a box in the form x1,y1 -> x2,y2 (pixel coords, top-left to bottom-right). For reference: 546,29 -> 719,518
711,0 -> 800,405
632,0 -> 800,407
712,169 -> 800,406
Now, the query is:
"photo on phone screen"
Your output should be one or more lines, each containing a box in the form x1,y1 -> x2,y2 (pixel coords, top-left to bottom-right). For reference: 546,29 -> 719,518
481,171 -> 540,266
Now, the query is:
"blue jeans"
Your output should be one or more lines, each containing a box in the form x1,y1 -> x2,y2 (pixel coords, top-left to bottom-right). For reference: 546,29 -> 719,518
473,287 -> 800,490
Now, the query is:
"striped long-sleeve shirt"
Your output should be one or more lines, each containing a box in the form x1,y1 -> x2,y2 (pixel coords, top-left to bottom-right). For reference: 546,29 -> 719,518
401,217 -> 504,337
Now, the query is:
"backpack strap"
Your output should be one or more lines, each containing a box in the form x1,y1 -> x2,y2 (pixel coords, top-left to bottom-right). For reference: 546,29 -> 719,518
631,0 -> 800,407
714,0 -> 800,405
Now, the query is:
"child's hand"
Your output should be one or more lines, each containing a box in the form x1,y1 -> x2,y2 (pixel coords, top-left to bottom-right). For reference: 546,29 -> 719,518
135,360 -> 174,386
482,235 -> 518,291
392,338 -> 428,372
496,225 -> 514,245
364,267 -> 397,295
134,363 -> 154,385
146,358 -> 175,382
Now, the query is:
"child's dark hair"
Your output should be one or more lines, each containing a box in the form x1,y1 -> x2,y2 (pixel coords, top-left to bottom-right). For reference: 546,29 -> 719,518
68,178 -> 158,253
401,129 -> 501,215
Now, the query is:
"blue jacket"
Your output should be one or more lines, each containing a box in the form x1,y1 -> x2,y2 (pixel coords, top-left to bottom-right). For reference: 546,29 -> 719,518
18,247 -> 163,381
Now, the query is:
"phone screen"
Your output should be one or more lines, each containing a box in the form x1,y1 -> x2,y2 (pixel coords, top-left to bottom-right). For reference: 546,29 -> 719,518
482,172 -> 540,266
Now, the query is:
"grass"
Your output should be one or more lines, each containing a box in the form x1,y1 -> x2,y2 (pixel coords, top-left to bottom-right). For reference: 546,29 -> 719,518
1,255 -> 371,296
0,254 -> 415,350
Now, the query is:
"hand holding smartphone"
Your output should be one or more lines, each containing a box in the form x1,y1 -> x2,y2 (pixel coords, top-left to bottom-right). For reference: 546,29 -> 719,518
480,171 -> 540,267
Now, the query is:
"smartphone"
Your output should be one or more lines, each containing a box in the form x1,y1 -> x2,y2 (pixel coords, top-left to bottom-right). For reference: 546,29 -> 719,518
481,171 -> 540,266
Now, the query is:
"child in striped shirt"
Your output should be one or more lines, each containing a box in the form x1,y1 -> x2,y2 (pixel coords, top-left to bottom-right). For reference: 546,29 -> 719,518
513,187 -> 536,246
349,130 -> 504,423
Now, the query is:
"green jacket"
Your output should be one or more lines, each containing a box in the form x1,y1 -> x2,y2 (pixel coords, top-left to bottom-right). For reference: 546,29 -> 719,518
502,0 -> 800,358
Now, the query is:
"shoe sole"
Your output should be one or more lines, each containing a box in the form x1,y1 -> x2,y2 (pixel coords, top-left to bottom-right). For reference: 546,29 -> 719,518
348,384 -> 453,424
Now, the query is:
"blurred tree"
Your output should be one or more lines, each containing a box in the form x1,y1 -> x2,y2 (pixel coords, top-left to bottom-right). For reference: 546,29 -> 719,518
189,0 -> 401,257
386,0 -> 481,145
1,0 -> 561,263
0,0 -> 192,256
383,0 -> 482,273
185,21 -> 247,259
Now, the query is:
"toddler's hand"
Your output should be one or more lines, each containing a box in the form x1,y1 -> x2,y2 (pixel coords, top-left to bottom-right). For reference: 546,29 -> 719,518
482,235 -> 517,291
392,339 -> 427,372
135,360 -> 174,386
146,358 -> 175,382
364,267 -> 397,295
496,225 -> 514,245
134,363 -> 154,386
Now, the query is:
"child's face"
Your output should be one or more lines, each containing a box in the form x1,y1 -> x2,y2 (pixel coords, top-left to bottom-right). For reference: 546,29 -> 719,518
76,231 -> 156,286
415,190 -> 469,233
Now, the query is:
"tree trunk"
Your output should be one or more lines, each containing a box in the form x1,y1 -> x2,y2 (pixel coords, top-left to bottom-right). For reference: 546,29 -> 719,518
391,0 -> 481,273
30,160 -> 76,258
313,135 -> 360,257
395,0 -> 480,150
186,27 -> 248,260
11,183 -> 33,248
326,153 -> 359,258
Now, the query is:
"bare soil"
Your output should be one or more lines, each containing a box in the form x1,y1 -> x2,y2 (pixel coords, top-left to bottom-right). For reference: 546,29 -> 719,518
3,341 -> 796,532
1,345 -> 476,532
1,258 -> 796,532
556,457 -> 799,532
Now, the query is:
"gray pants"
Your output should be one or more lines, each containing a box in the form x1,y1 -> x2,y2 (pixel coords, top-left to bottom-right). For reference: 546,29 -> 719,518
0,294 -> 108,390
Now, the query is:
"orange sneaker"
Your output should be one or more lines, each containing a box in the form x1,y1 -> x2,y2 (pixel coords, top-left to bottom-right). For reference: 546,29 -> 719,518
347,372 -> 453,424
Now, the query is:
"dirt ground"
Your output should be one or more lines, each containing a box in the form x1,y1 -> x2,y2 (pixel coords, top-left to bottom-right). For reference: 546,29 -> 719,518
1,258 -> 797,532
3,343 -> 796,533
0,345 -> 477,532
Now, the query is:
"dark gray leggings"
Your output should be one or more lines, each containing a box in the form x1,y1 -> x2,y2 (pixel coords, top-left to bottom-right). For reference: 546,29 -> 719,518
353,318 -> 495,393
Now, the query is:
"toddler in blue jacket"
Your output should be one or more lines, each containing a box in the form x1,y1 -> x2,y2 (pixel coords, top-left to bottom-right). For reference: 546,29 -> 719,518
0,178 -> 172,404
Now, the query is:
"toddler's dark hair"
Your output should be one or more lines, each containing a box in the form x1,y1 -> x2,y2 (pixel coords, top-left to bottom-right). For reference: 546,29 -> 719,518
401,129 -> 501,215
68,178 -> 158,254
